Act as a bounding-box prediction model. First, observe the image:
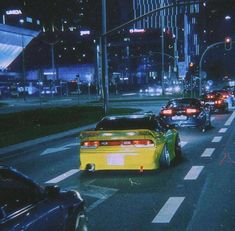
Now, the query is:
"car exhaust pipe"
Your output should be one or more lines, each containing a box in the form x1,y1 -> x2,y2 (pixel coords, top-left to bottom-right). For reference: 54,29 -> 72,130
86,163 -> 95,172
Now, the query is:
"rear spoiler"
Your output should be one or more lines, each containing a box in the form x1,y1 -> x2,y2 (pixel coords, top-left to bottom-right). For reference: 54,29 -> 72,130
80,129 -> 156,139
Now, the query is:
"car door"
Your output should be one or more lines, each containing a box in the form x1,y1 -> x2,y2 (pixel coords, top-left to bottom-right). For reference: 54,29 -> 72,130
0,170 -> 64,231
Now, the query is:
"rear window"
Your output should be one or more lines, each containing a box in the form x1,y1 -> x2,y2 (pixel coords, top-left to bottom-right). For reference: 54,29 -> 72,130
96,118 -> 157,130
167,99 -> 201,108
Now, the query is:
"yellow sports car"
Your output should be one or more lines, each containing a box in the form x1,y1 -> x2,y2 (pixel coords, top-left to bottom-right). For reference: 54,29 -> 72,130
79,113 -> 181,171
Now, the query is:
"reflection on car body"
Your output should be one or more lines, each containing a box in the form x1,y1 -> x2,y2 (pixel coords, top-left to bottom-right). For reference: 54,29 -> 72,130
79,113 -> 181,172
0,166 -> 87,231
159,98 -> 211,132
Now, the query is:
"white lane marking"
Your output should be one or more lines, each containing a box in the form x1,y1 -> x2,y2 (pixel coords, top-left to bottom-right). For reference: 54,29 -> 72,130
201,148 -> 215,157
181,141 -> 187,148
64,142 -> 80,147
184,166 -> 204,180
152,197 -> 185,223
211,117 -> 215,121
84,185 -> 118,212
212,136 -> 222,143
45,169 -> 79,184
41,142 -> 80,156
225,111 -> 235,126
219,128 -> 228,133
41,147 -> 70,156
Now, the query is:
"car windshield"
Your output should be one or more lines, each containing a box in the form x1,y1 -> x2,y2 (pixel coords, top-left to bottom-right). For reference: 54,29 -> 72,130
96,117 -> 157,130
167,99 -> 201,108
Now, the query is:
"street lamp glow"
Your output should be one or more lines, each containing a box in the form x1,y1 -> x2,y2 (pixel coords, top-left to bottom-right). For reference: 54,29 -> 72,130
225,15 -> 231,20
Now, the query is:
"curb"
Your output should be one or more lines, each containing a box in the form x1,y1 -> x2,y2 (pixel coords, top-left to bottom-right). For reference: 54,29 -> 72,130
0,123 -> 96,156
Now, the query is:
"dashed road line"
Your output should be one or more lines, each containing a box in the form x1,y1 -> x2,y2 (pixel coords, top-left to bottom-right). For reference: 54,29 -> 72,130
219,128 -> 228,133
212,136 -> 222,143
184,166 -> 204,180
152,197 -> 185,223
201,148 -> 215,157
224,111 -> 235,126
45,169 -> 79,184
181,141 -> 188,148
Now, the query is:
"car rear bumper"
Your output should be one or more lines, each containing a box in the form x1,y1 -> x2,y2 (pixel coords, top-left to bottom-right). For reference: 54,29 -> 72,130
79,145 -> 164,171
161,116 -> 206,128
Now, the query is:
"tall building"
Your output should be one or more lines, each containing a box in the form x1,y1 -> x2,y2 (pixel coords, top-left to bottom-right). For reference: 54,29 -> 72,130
132,0 -> 206,79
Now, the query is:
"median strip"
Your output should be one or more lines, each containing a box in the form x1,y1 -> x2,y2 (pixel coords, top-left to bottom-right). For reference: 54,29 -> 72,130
184,166 -> 204,180
45,169 -> 79,184
152,197 -> 185,223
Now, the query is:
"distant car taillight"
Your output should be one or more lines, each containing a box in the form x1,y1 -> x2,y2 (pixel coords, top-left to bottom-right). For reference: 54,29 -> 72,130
185,108 -> 200,114
161,109 -> 173,116
207,95 -> 214,99
215,100 -> 223,105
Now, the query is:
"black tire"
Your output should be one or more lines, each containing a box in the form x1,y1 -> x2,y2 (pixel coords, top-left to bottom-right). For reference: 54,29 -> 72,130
175,135 -> 182,160
160,144 -> 171,168
70,211 -> 88,231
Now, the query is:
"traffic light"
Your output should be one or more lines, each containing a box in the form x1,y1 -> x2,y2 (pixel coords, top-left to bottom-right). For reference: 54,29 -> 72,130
224,37 -> 232,51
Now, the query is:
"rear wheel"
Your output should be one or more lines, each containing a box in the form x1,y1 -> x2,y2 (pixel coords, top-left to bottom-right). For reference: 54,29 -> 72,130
160,144 -> 171,168
70,211 -> 88,231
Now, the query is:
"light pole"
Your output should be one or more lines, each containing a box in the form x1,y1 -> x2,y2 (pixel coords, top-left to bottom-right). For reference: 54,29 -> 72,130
101,0 -> 109,114
21,34 -> 26,101
100,1 -> 201,114
199,41 -> 224,96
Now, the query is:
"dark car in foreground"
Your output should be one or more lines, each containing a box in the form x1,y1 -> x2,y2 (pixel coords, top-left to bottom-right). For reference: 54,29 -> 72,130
200,91 -> 229,113
0,166 -> 87,231
159,98 -> 211,132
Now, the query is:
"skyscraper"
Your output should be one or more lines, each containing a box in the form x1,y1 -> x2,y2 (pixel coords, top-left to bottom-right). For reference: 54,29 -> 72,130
132,0 -> 205,78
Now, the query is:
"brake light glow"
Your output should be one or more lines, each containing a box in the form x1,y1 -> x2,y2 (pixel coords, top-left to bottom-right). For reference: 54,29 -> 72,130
82,141 -> 100,147
161,109 -> 173,115
207,95 -> 214,99
215,100 -> 223,104
186,108 -> 199,114
82,140 -> 154,147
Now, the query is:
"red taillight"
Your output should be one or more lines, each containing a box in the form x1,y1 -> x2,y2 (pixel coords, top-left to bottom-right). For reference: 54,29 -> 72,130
185,108 -> 199,114
207,95 -> 214,99
82,141 -> 100,147
131,140 -> 154,146
82,140 -> 154,147
215,100 -> 223,105
222,94 -> 228,99
161,109 -> 173,115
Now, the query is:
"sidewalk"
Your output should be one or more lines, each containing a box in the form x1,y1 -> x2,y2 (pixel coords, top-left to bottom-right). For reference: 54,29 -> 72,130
0,123 -> 96,156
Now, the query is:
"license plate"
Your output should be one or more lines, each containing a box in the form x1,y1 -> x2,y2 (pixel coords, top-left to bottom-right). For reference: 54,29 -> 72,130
172,115 -> 187,120
205,101 -> 214,105
107,154 -> 124,166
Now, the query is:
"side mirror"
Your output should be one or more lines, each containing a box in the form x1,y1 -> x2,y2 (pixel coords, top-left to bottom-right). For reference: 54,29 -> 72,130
45,185 -> 60,198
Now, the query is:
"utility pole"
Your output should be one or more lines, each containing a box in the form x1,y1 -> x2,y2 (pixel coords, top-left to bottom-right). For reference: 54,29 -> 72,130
101,0 -> 109,114
21,34 -> 26,101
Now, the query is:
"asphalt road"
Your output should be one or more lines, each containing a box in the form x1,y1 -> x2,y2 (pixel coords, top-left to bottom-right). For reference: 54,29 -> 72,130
1,103 -> 235,231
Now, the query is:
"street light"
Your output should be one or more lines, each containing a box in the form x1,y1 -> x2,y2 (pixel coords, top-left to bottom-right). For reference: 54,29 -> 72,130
225,15 -> 231,20
224,36 -> 232,51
